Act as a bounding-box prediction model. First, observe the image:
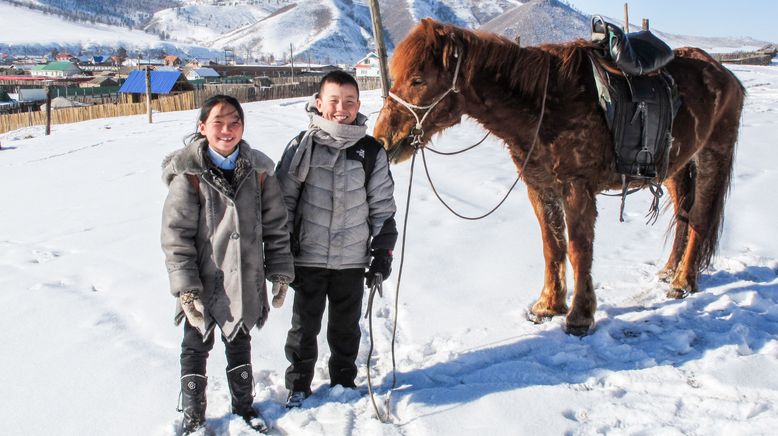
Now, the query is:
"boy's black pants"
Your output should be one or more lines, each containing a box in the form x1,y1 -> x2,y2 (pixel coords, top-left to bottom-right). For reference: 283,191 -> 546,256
284,266 -> 365,392
180,320 -> 252,376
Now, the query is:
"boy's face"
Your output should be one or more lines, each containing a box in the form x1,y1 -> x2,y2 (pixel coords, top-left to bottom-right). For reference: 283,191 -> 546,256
316,81 -> 361,125
198,102 -> 244,156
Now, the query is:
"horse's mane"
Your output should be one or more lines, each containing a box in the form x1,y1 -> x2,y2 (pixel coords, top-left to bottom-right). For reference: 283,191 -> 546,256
391,20 -> 595,101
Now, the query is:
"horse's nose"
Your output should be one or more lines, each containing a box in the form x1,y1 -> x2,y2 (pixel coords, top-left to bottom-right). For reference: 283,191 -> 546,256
376,136 -> 388,150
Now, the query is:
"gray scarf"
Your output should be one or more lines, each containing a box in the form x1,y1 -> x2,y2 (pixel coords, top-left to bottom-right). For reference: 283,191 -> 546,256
287,94 -> 368,182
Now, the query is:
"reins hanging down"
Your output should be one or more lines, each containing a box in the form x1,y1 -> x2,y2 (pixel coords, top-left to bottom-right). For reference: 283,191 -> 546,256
364,150 -> 419,424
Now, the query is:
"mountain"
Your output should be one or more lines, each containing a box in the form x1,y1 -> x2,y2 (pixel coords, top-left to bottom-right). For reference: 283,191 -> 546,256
480,0 -> 588,46
0,0 -> 771,64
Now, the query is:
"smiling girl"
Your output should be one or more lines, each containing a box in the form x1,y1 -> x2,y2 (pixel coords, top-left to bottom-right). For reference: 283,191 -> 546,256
161,95 -> 294,434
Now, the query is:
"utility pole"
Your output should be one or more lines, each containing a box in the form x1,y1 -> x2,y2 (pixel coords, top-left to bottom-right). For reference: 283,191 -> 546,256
624,2 -> 630,32
145,66 -> 153,124
289,43 -> 295,82
45,81 -> 52,135
367,0 -> 390,98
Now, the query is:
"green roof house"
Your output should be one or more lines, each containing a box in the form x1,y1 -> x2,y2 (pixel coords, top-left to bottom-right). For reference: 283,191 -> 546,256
31,61 -> 82,78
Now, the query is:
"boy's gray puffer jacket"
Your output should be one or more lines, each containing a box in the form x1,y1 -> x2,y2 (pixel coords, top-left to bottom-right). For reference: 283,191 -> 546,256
277,134 -> 397,270
161,138 -> 294,341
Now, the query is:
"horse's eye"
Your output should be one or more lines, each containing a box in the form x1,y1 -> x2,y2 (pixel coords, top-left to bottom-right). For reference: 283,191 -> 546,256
411,78 -> 426,86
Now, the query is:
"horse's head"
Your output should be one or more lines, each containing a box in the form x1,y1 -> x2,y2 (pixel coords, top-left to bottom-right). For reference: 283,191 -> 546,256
374,19 -> 467,163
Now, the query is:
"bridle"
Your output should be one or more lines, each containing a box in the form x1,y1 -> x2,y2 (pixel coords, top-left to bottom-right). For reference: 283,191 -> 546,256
387,46 -> 463,147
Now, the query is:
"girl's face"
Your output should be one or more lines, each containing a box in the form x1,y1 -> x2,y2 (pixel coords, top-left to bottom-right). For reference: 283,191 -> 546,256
198,102 -> 244,156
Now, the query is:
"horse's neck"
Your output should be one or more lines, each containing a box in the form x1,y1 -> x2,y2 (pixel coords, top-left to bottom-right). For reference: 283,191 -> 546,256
462,45 -> 549,153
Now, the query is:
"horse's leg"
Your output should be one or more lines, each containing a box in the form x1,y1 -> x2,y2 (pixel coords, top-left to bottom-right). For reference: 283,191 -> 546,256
562,182 -> 598,335
668,139 -> 736,298
526,186 -> 569,321
658,162 -> 696,282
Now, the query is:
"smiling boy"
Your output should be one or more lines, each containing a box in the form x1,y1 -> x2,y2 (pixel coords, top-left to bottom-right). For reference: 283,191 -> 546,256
275,71 -> 398,408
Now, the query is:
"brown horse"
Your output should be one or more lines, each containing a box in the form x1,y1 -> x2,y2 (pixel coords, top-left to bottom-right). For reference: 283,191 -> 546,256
373,19 -> 745,335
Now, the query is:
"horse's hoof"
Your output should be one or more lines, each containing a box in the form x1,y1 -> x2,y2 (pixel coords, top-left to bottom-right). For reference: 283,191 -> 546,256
526,310 -> 554,324
657,268 -> 675,283
564,322 -> 593,336
526,302 -> 568,324
667,288 -> 689,299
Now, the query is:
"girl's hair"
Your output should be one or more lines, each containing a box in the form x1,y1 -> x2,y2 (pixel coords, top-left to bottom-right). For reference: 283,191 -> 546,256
184,94 -> 245,144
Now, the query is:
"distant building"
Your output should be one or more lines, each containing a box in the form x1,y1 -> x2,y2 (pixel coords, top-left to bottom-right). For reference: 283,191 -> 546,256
164,55 -> 181,67
56,53 -> 76,62
30,61 -> 82,78
186,67 -> 220,81
80,77 -> 120,88
354,52 -> 380,78
118,70 -> 193,102
17,88 -> 49,103
122,58 -> 166,68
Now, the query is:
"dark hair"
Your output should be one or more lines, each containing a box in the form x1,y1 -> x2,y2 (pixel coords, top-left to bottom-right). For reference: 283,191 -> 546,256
185,94 -> 244,144
318,70 -> 360,97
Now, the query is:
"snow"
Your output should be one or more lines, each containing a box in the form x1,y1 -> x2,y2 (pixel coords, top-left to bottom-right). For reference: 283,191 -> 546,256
1,64 -> 778,435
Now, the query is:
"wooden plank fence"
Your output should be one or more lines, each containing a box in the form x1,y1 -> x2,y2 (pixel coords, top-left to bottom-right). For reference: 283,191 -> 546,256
0,75 -> 384,135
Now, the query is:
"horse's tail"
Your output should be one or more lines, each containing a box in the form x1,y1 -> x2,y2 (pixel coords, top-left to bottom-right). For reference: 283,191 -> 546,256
696,69 -> 746,272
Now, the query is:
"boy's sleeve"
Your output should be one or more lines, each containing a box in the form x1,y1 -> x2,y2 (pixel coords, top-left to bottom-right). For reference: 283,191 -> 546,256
161,174 -> 203,297
261,174 -> 295,281
366,148 -> 398,251
275,137 -> 303,233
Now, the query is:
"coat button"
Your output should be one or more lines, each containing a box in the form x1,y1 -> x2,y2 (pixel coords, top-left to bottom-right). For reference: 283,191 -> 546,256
231,232 -> 240,239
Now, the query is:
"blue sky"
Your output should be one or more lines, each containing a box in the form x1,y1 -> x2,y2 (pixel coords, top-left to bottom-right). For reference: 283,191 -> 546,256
564,0 -> 778,42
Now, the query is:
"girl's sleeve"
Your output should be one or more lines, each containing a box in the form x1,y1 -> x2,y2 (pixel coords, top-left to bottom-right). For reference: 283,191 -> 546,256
260,174 -> 295,281
161,174 -> 203,297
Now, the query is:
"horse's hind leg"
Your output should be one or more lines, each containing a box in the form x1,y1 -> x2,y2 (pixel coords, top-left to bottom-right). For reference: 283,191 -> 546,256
562,182 -> 598,335
526,186 -> 569,321
669,139 -> 736,298
658,162 -> 696,282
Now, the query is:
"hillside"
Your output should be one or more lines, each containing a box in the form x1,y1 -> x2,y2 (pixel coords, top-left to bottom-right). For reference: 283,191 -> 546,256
0,0 -> 772,64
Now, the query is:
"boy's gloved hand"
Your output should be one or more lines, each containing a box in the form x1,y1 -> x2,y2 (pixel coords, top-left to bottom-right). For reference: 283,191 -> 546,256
270,275 -> 291,308
365,249 -> 392,288
180,290 -> 205,331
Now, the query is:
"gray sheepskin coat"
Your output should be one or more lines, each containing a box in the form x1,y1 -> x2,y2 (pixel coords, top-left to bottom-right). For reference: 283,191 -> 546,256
161,138 -> 294,341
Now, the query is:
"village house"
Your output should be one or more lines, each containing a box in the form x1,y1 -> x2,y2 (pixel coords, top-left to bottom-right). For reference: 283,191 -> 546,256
30,61 -> 82,78
55,52 -> 77,62
80,76 -> 120,88
185,67 -> 220,81
163,55 -> 182,67
354,52 -> 380,78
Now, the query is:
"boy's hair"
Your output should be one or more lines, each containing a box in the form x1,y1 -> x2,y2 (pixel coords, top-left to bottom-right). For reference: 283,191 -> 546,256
318,70 -> 360,97
186,94 -> 244,144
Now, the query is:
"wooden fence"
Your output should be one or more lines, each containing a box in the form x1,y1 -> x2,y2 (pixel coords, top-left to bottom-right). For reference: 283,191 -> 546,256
0,75 -> 385,135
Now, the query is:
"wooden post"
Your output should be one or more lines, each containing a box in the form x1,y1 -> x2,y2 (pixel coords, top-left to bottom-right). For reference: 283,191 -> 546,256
624,2 -> 630,32
45,82 -> 52,135
145,66 -> 152,124
367,0 -> 390,99
289,43 -> 295,82
642,19 -> 650,31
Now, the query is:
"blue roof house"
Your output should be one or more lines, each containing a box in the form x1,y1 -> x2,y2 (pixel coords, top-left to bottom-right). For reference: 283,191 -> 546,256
119,70 -> 186,94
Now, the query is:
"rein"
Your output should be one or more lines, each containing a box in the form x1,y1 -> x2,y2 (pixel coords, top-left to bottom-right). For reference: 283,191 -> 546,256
392,52 -> 551,221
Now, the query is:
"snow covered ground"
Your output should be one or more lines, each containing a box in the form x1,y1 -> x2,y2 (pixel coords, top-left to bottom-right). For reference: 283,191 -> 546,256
1,63 -> 777,435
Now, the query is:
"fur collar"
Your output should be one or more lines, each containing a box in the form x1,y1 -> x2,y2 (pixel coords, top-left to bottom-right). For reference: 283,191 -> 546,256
162,138 -> 275,188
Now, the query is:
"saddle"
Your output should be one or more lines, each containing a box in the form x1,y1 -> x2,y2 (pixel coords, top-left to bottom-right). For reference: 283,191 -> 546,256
588,16 -> 681,221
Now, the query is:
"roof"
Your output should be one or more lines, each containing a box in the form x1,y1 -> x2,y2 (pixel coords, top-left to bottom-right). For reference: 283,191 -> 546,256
32,61 -> 80,71
189,68 -> 220,77
119,70 -> 182,94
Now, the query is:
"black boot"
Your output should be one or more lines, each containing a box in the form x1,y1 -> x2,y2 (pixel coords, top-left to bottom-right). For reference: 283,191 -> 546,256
226,364 -> 268,433
179,374 -> 207,435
